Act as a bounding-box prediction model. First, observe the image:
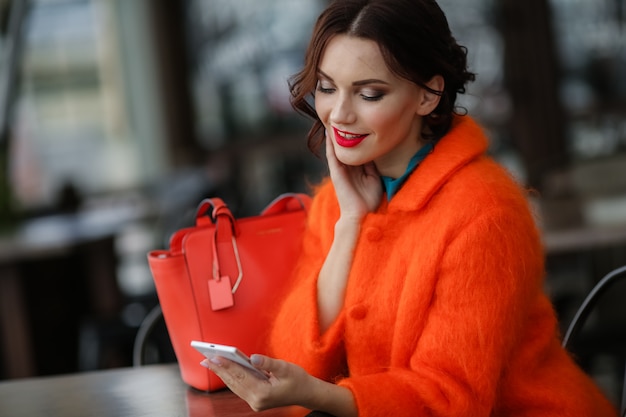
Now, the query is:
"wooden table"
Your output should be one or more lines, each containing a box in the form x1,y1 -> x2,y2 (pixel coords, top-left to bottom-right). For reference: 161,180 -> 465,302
0,364 -> 308,417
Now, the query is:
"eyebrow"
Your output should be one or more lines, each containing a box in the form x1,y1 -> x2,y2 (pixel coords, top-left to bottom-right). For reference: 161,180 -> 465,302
317,69 -> 389,87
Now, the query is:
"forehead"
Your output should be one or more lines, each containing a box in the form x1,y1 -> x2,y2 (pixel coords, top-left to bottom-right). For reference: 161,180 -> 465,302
319,34 -> 393,80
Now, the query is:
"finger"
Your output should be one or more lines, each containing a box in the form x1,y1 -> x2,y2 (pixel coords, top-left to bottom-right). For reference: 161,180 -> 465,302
250,354 -> 276,372
203,356 -> 252,385
251,354 -> 286,378
325,131 -> 336,163
325,133 -> 346,181
250,354 -> 266,368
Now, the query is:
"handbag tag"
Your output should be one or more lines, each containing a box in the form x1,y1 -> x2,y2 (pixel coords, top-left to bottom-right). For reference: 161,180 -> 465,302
208,276 -> 235,311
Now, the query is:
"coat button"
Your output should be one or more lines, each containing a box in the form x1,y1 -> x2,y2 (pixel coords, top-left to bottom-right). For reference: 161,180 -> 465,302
349,305 -> 368,320
364,227 -> 383,242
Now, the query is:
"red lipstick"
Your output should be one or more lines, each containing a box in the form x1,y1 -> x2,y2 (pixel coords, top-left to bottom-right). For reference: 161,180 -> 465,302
333,127 -> 367,148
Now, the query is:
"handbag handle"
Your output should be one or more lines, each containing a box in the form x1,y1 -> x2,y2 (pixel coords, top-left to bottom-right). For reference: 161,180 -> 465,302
195,198 -> 240,309
261,193 -> 311,216
195,197 -> 233,224
195,193 -> 311,228
165,199 -> 234,254
194,197 -> 239,237
190,194 -> 311,311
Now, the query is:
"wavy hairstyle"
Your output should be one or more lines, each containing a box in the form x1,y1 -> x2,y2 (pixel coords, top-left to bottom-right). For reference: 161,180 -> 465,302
289,0 -> 476,155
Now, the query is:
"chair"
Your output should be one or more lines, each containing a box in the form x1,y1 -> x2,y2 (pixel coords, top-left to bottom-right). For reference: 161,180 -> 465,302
132,304 -> 175,366
562,265 -> 626,416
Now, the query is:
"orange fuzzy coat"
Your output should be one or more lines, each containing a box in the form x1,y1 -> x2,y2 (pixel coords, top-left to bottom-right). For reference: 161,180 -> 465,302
268,116 -> 617,416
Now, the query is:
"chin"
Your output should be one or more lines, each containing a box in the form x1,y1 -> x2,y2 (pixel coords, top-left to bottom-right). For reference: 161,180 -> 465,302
335,153 -> 368,167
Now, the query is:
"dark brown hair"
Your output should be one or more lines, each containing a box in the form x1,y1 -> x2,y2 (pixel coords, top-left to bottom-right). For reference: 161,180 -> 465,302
289,0 -> 476,155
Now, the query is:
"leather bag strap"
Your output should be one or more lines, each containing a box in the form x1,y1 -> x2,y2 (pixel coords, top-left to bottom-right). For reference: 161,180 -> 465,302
261,193 -> 311,216
194,197 -> 239,237
194,198 -> 240,310
194,194 -> 310,311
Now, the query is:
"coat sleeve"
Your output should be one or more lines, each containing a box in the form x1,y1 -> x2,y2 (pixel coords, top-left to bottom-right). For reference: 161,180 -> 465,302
267,182 -> 348,382
338,207 -> 549,416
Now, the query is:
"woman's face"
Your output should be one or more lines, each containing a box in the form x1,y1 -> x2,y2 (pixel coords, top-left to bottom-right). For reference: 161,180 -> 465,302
315,34 -> 432,178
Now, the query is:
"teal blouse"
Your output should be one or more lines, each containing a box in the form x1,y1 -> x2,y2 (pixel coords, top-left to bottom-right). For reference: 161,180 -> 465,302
381,142 -> 434,200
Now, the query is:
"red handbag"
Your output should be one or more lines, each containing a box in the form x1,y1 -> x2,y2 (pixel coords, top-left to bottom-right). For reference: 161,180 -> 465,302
147,193 -> 311,392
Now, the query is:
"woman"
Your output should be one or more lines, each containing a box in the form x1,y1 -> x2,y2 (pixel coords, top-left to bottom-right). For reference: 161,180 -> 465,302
204,0 -> 618,415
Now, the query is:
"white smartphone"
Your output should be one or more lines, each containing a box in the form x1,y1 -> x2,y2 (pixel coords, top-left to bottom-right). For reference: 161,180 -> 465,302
190,341 -> 269,380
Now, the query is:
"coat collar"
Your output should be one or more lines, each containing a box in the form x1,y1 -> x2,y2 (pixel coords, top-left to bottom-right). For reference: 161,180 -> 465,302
383,115 -> 489,213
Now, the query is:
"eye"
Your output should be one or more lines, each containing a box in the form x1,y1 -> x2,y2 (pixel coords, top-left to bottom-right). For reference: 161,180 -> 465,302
316,81 -> 335,95
361,89 -> 384,102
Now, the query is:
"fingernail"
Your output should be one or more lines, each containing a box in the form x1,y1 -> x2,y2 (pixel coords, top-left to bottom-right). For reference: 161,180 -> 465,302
209,356 -> 222,366
200,360 -> 210,368
250,354 -> 262,366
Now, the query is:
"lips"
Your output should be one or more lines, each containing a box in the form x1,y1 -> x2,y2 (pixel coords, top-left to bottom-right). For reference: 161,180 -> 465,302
333,127 -> 367,148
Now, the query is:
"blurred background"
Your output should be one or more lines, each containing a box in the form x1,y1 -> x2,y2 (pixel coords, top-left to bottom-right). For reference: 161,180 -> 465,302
0,0 -> 625,407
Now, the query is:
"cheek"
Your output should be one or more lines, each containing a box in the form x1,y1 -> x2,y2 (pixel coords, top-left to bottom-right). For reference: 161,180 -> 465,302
366,108 -> 399,132
314,96 -> 332,121
370,101 -> 418,133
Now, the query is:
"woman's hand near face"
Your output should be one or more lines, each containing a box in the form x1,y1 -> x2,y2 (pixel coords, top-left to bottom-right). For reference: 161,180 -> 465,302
203,355 -> 357,416
314,135 -> 383,332
325,135 -> 382,221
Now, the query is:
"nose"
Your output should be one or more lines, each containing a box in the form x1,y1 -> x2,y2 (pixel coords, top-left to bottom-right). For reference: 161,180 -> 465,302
329,94 -> 356,125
